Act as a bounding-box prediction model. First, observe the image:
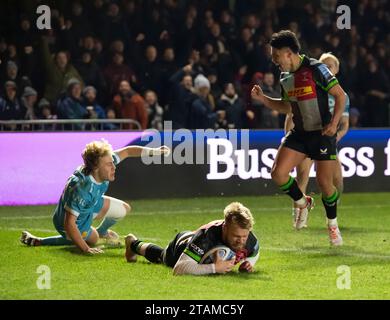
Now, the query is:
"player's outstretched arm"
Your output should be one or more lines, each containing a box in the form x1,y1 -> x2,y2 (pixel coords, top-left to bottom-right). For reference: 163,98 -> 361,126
64,211 -> 103,255
173,253 -> 215,275
251,85 -> 292,114
114,145 -> 171,162
173,252 -> 235,276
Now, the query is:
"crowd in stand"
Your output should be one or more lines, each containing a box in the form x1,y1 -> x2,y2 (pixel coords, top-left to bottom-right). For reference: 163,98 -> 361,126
0,0 -> 389,130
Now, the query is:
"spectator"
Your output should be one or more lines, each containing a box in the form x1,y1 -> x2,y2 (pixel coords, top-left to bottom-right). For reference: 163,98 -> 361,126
0,1 -> 388,130
103,51 -> 136,99
4,44 -> 20,67
37,98 -> 57,131
40,36 -> 84,105
189,74 -> 223,129
175,9 -> 199,65
82,86 -> 106,120
216,83 -> 245,129
75,50 -> 107,102
56,78 -> 87,130
361,60 -> 390,127
104,107 -> 119,130
349,108 -> 360,128
207,69 -> 222,102
89,0 -> 107,41
219,10 -> 237,44
167,64 -> 196,129
159,47 -> 179,106
144,90 -> 164,130
136,45 -> 162,97
245,71 -> 263,128
112,80 -> 148,130
21,86 -> 38,120
258,72 -> 281,128
102,2 -> 130,45
0,81 -> 25,130
200,42 -> 218,76
1,61 -> 31,93
68,1 -> 93,41
15,15 -> 35,49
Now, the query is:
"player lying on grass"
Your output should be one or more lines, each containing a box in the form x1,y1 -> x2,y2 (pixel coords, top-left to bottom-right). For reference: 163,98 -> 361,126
285,52 -> 350,229
20,139 -> 170,254
124,202 -> 260,275
251,30 -> 346,246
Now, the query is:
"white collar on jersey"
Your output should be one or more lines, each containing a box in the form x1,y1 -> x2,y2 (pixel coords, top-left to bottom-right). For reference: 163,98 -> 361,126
89,174 -> 103,185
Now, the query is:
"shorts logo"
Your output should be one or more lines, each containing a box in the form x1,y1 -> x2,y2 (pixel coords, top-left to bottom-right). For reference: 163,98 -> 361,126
320,148 -> 328,155
190,243 -> 204,255
287,86 -> 313,97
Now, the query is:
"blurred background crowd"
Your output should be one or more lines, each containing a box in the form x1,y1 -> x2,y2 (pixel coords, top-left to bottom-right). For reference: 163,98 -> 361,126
0,0 -> 389,130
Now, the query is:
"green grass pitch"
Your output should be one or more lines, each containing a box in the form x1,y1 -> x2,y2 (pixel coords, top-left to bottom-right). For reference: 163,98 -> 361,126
1,192 -> 390,300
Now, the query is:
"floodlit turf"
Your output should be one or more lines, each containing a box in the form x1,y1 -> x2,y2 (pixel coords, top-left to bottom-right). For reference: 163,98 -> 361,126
1,192 -> 390,300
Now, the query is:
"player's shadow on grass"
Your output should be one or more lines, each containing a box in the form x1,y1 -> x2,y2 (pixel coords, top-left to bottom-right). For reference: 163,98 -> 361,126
58,245 -> 124,258
130,258 -> 272,280
223,269 -> 272,281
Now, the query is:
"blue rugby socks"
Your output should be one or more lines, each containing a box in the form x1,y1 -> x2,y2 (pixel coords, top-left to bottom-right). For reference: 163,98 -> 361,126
96,217 -> 117,236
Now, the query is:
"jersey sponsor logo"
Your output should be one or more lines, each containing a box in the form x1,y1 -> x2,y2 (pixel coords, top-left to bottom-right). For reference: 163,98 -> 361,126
190,243 -> 204,255
287,86 -> 313,97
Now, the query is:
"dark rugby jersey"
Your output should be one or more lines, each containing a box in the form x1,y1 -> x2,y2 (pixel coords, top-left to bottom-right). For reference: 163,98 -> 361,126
280,55 -> 340,132
182,220 -> 260,265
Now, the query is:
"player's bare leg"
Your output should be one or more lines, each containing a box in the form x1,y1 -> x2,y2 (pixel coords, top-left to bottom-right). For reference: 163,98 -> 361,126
271,146 -> 314,230
292,158 -> 314,228
333,157 -> 344,194
316,160 -> 343,246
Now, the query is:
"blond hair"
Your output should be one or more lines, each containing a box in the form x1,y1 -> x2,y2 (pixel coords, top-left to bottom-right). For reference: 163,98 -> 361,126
319,52 -> 340,69
224,202 -> 254,230
81,139 -> 113,175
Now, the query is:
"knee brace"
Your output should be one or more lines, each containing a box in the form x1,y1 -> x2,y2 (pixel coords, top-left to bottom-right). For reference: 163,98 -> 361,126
103,196 -> 129,220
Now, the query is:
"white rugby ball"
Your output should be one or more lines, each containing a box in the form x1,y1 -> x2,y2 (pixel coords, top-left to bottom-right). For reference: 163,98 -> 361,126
200,245 -> 236,264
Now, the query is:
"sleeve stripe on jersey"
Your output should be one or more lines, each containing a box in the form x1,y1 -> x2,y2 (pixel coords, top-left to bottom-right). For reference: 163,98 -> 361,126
315,78 -> 338,92
64,205 -> 80,217
325,78 -> 339,91
183,248 -> 201,263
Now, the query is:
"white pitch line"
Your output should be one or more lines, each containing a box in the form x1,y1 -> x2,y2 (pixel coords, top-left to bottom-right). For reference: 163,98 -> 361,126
0,215 -> 52,220
1,204 -> 390,218
0,227 -> 163,242
0,227 -> 55,233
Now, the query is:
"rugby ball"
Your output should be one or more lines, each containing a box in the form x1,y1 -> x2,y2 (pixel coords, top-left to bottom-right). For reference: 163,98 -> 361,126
200,245 -> 236,264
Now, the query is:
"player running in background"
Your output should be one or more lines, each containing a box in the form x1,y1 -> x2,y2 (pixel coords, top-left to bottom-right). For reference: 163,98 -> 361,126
21,139 -> 170,254
251,30 -> 346,246
285,52 -> 350,229
124,202 -> 260,275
